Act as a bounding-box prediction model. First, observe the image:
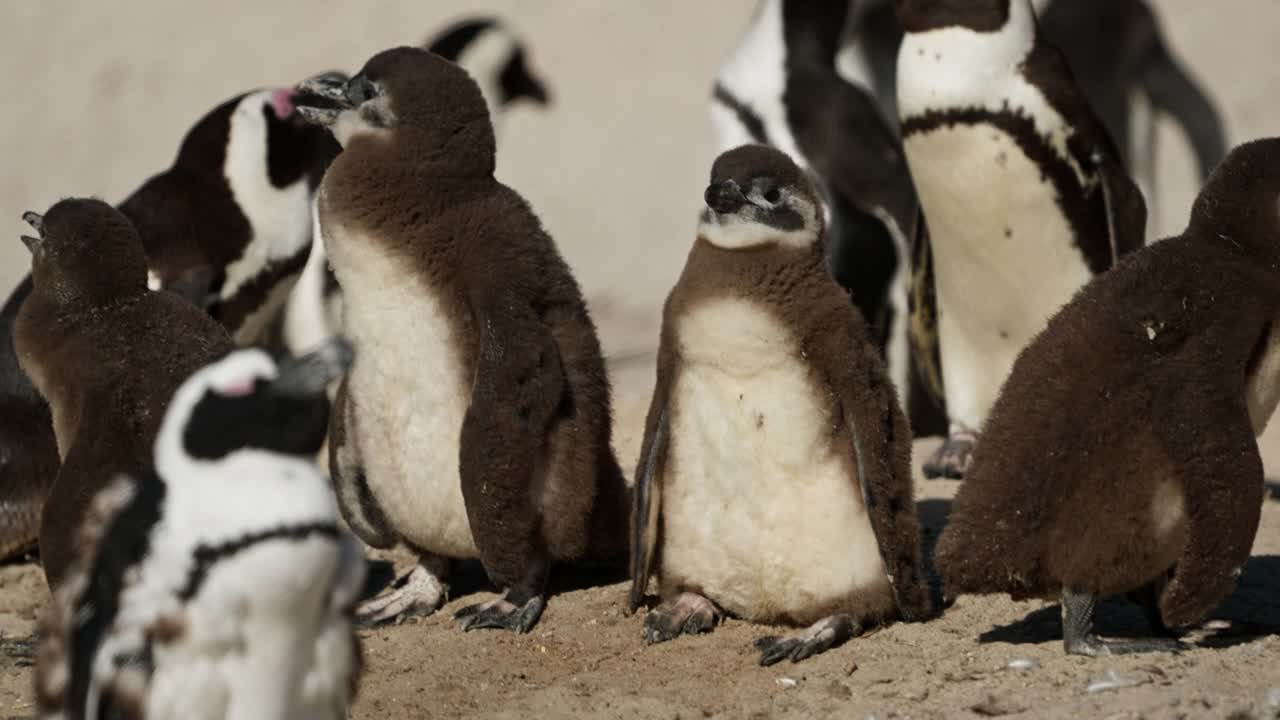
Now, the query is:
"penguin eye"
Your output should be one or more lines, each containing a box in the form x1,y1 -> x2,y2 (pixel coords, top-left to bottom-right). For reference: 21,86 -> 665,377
763,188 -> 782,204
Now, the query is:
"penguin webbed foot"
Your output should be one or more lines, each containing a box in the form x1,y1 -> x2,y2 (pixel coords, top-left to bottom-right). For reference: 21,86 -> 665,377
1062,589 -> 1187,657
355,563 -> 448,628
643,592 -> 720,645
923,425 -> 978,480
754,614 -> 859,666
454,592 -> 546,634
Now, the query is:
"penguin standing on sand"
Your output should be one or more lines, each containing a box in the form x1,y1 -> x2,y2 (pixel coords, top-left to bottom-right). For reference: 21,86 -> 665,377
935,139 -> 1280,656
711,0 -> 933,432
895,0 -> 1147,478
630,144 -> 929,666
279,16 -> 552,358
35,341 -> 363,719
294,47 -> 627,632
0,87 -> 337,560
14,199 -> 234,590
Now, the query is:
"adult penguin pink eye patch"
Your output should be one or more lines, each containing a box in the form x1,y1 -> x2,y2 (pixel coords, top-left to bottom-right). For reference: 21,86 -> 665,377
270,88 -> 298,121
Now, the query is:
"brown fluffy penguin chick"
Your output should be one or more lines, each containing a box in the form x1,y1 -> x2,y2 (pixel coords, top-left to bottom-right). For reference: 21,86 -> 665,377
293,48 -> 628,633
13,199 -> 233,590
629,144 -> 930,667
934,138 -> 1280,657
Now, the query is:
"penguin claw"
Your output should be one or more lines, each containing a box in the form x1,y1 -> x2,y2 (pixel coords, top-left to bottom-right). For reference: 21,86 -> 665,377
454,595 -> 546,634
642,593 -> 720,646
355,565 -> 447,627
923,428 -> 978,480
753,615 -> 857,666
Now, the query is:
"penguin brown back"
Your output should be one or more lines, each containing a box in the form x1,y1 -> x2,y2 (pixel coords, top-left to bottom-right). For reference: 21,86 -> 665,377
14,199 -> 233,589
934,138 -> 1280,656
630,144 -> 929,666
295,47 -> 627,632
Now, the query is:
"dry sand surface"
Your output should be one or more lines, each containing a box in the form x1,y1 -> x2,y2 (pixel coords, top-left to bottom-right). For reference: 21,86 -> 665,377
2,1 -> 1280,718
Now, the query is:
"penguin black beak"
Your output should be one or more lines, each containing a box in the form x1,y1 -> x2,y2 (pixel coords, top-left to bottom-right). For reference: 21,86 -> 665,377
22,211 -> 44,237
272,336 -> 355,398
294,72 -> 352,126
705,180 -> 747,214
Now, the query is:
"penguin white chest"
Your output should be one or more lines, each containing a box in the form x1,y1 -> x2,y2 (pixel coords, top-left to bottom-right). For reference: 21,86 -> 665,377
1246,317 -> 1280,435
903,124 -> 1092,428
661,298 -> 891,624
324,225 -> 478,559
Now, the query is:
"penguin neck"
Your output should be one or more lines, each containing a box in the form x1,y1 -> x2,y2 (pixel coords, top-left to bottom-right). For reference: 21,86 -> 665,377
778,0 -> 849,69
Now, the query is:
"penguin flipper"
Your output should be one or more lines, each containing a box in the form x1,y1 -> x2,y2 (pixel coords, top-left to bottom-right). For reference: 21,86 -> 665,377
1140,40 -> 1227,180
458,304 -> 567,592
816,307 -> 931,623
1094,148 -> 1149,262
327,376 -> 395,549
628,324 -> 676,615
1152,391 -> 1262,629
907,211 -> 944,410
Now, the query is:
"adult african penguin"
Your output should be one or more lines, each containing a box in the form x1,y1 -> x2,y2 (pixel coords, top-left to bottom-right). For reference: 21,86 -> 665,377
35,340 -> 363,719
711,0 -> 941,434
294,47 -> 627,633
278,17 -> 552,358
0,86 -> 338,563
935,138 -> 1280,656
895,0 -> 1147,479
13,199 -> 235,590
630,144 -> 929,666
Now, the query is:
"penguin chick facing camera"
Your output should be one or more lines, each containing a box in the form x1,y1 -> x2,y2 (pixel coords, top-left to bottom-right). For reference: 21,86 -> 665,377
13,199 -> 236,591
293,46 -> 628,634
935,138 -> 1280,657
630,144 -> 930,667
35,339 -> 364,720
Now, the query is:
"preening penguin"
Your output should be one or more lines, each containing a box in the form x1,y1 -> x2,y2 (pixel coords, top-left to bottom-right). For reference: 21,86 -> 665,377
629,144 -> 929,666
34,340 -> 364,720
13,199 -> 234,590
935,139 -> 1280,656
711,0 -> 928,432
294,47 -> 627,633
279,16 -> 552,358
895,0 -> 1147,478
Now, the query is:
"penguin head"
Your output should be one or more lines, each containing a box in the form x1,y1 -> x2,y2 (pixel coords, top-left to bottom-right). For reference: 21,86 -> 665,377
21,199 -> 148,306
895,0 -> 1022,34
155,337 -> 354,473
1189,138 -> 1280,254
426,17 -> 551,118
173,88 -> 340,194
294,47 -> 496,176
697,144 -> 825,251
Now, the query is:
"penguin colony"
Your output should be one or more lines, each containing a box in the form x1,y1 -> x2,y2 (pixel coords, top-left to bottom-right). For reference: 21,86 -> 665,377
0,1 -> 1270,716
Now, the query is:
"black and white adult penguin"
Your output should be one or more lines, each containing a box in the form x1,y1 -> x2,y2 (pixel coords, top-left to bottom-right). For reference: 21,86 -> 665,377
278,16 -> 551,358
895,0 -> 1147,478
14,199 -> 235,590
293,47 -> 627,633
35,340 -> 364,719
843,0 -> 1226,231
630,144 -> 930,666
710,0 -> 937,433
0,87 -> 338,562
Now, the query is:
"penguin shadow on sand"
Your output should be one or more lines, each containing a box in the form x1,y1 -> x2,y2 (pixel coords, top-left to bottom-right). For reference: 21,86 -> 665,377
977,557 -> 1280,650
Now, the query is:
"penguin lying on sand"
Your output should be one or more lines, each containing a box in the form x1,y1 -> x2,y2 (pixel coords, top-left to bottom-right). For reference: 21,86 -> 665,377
14,199 -> 234,590
278,16 -> 552,358
0,86 -> 336,563
294,47 -> 627,633
630,144 -> 929,666
35,340 -> 363,720
896,0 -> 1147,479
711,0 -> 937,435
935,139 -> 1280,656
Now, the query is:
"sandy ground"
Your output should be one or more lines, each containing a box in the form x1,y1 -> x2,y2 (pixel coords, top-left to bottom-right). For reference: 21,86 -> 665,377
2,1 -> 1280,718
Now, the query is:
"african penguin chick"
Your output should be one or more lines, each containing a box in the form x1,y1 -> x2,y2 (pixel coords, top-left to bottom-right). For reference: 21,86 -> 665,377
711,0 -> 935,434
934,138 -> 1280,657
13,199 -> 235,590
35,339 -> 364,720
294,47 -> 627,633
121,85 -> 339,344
629,144 -> 930,666
896,0 -> 1147,479
278,17 -> 551,358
